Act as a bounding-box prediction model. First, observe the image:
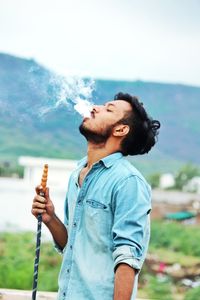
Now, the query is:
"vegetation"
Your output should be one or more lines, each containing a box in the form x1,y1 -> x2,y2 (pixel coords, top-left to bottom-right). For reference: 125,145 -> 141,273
0,161 -> 23,178
0,231 -> 61,291
150,220 -> 200,256
1,220 -> 200,299
1,53 -> 200,175
147,172 -> 161,188
174,163 -> 200,191
146,163 -> 200,191
141,274 -> 174,300
1,53 -> 200,298
184,287 -> 200,300
139,221 -> 200,299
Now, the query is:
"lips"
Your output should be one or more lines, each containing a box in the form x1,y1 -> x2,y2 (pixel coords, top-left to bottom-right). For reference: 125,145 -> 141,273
83,117 -> 90,122
83,111 -> 95,122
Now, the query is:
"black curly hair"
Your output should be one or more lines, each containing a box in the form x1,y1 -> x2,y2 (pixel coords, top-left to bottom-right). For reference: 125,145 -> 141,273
114,92 -> 160,156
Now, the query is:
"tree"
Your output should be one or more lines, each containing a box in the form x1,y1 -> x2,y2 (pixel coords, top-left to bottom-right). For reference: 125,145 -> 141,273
174,163 -> 200,190
148,173 -> 161,189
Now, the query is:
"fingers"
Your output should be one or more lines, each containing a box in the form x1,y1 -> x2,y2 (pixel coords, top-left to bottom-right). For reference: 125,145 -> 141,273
32,208 -> 46,215
32,201 -> 46,209
35,185 -> 50,199
32,186 -> 53,219
32,200 -> 47,216
35,185 -> 44,195
33,194 -> 46,203
45,187 -> 49,199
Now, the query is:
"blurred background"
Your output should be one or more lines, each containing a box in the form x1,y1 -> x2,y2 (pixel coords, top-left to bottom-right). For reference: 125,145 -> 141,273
0,0 -> 200,299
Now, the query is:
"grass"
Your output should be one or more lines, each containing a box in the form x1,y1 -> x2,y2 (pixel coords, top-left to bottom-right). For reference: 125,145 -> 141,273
148,247 -> 200,267
0,231 -> 61,291
1,220 -> 200,299
150,220 -> 200,257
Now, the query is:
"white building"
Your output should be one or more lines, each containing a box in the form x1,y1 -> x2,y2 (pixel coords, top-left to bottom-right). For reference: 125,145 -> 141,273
18,156 -> 78,188
159,173 -> 175,189
0,156 -> 78,233
183,177 -> 200,194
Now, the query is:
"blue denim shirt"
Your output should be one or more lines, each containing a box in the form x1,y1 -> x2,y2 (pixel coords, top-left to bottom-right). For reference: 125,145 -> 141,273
56,152 -> 151,300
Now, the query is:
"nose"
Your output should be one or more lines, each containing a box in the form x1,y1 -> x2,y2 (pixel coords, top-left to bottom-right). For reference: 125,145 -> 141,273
92,105 -> 102,113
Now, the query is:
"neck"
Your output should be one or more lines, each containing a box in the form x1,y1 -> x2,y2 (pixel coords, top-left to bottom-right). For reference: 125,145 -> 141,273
86,141 -> 120,168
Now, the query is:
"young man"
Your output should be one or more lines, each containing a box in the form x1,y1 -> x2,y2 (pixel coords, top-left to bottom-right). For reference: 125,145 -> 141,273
32,92 -> 160,300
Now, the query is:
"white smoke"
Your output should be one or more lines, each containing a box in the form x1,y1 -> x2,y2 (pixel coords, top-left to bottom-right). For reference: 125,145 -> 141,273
38,73 -> 95,118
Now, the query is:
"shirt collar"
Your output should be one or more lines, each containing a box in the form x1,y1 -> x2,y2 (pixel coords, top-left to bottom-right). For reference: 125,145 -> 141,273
77,156 -> 87,168
77,152 -> 123,169
100,152 -> 123,168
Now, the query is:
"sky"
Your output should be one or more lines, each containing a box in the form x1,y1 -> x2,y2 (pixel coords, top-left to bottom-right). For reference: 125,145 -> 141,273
0,0 -> 200,86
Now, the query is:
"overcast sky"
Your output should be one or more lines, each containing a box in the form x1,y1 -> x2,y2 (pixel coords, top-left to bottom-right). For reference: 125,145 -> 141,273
0,0 -> 199,86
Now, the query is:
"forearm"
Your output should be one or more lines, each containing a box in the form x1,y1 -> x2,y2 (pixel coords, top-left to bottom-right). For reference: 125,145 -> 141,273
114,263 -> 135,300
45,214 -> 68,250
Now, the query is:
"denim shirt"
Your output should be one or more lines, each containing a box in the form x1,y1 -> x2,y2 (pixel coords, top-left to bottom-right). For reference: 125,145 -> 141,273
56,152 -> 151,300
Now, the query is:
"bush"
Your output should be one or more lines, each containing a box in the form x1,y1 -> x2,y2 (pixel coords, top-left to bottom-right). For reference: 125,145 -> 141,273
174,164 -> 200,190
0,161 -> 24,178
150,220 -> 200,257
148,173 -> 161,189
142,275 -> 174,300
184,286 -> 200,300
0,231 -> 61,290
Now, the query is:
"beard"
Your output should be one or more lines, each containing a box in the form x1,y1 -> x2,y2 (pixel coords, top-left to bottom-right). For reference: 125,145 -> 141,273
79,122 -> 113,144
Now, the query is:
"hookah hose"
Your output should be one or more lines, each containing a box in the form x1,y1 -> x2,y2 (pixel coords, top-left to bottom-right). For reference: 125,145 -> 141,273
32,164 -> 48,300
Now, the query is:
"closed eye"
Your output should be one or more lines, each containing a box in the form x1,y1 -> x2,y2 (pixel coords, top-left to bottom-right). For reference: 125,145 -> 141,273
104,103 -> 115,112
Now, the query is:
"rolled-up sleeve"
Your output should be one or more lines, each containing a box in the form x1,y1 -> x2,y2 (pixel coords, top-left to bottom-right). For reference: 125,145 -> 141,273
112,175 -> 151,272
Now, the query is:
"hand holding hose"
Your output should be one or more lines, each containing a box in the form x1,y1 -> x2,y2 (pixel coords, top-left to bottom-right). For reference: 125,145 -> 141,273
32,186 -> 55,224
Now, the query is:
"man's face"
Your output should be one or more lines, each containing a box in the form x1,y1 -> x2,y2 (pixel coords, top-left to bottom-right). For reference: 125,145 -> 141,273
79,100 -> 132,144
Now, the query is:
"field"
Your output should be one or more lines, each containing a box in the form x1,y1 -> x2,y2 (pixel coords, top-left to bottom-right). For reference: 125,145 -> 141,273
0,220 -> 200,299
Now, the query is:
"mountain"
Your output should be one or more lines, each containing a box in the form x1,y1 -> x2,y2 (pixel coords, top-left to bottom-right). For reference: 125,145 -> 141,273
0,53 -> 200,174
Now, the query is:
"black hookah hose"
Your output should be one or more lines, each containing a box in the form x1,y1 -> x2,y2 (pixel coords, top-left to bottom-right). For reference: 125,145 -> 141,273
32,163 -> 48,300
32,198 -> 43,300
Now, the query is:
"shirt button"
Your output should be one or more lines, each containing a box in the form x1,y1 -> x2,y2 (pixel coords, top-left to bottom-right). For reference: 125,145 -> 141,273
67,269 -> 70,273
70,245 -> 72,249
73,222 -> 77,227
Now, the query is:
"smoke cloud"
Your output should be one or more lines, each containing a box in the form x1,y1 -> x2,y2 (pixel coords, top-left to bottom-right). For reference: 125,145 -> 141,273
37,71 -> 95,118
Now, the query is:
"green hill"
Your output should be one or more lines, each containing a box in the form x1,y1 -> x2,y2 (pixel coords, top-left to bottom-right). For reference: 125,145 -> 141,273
0,53 -> 200,174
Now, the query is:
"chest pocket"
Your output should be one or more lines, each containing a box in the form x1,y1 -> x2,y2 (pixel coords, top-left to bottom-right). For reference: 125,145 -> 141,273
86,199 -> 107,209
82,198 -> 112,245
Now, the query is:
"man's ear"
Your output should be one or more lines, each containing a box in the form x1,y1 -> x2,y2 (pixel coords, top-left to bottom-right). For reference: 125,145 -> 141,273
113,124 -> 130,137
